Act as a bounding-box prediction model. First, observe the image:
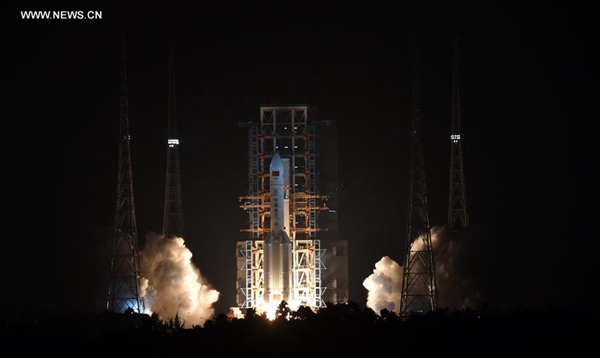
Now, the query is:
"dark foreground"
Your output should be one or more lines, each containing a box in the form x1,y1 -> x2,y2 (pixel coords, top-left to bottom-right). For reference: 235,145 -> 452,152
2,303 -> 596,357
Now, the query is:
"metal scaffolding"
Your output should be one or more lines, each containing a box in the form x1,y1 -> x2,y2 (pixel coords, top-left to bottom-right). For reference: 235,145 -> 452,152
237,106 -> 329,311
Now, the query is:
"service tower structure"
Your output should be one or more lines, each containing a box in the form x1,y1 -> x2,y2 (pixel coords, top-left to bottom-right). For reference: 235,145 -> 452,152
236,105 -> 348,315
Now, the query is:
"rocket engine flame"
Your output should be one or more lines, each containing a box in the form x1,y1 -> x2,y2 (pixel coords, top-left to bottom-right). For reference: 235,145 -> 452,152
257,298 -> 303,321
139,232 -> 220,327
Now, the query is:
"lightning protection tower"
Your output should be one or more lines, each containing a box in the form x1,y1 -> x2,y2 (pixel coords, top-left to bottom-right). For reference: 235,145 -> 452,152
448,35 -> 469,232
163,43 -> 185,239
400,43 -> 438,318
106,35 -> 145,314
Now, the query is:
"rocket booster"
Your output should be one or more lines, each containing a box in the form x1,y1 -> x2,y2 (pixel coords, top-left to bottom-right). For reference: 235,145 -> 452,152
264,152 -> 292,304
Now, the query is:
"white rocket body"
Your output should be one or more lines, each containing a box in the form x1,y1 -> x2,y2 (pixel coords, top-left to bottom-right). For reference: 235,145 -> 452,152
264,152 -> 292,304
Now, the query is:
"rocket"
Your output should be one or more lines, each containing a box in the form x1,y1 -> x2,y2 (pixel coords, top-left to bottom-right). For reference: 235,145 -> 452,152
264,152 -> 292,304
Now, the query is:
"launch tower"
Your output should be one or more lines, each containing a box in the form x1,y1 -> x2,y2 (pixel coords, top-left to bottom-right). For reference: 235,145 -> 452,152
400,44 -> 438,318
106,36 -> 145,314
236,105 -> 348,315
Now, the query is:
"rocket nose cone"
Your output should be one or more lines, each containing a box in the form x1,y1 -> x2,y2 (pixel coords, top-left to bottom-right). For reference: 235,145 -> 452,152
270,152 -> 284,173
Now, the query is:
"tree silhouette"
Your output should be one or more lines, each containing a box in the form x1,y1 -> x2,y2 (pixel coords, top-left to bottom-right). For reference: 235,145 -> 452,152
291,305 -> 317,321
167,311 -> 185,334
276,300 -> 291,320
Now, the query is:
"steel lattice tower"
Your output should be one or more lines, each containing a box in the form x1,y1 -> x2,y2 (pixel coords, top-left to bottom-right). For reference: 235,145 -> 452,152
106,35 -> 145,314
163,44 -> 185,239
400,43 -> 438,318
448,36 -> 469,232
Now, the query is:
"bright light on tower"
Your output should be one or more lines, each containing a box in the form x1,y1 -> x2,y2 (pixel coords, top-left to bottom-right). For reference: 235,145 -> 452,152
168,138 -> 179,147
451,134 -> 460,143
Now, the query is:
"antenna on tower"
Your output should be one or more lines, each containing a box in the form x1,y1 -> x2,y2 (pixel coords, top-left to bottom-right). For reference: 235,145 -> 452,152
106,35 -> 145,314
163,41 -> 185,239
400,34 -> 438,319
448,35 -> 469,232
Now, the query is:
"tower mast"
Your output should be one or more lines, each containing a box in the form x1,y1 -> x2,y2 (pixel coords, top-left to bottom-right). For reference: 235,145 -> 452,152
163,43 -> 185,238
400,39 -> 438,318
448,36 -> 469,232
106,35 -> 145,313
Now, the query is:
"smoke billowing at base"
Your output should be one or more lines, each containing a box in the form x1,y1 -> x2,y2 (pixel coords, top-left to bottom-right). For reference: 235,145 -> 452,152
362,256 -> 402,314
363,225 -> 483,314
139,232 -> 220,327
430,225 -> 482,309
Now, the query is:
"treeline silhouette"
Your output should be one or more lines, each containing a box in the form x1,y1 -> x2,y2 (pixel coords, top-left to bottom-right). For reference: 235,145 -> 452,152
2,301 -> 595,356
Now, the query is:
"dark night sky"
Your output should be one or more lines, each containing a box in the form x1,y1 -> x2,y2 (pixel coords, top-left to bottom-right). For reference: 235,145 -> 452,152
3,2 -> 597,316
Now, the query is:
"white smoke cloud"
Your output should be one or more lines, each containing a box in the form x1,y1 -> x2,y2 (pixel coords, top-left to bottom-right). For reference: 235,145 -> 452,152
139,232 -> 220,327
363,225 -> 482,314
362,255 -> 403,314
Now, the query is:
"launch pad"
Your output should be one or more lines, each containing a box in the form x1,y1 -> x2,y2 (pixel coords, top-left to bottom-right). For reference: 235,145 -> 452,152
236,105 -> 348,317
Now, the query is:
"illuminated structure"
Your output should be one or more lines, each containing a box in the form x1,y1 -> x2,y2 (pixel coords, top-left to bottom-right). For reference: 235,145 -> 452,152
400,43 -> 438,318
448,36 -> 469,232
106,35 -> 145,314
163,44 -> 185,239
236,105 -> 348,315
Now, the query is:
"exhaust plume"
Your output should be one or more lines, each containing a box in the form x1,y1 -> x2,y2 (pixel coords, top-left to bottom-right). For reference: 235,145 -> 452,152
363,225 -> 482,314
139,232 -> 219,327
430,225 -> 481,309
362,255 -> 403,314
